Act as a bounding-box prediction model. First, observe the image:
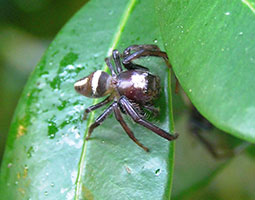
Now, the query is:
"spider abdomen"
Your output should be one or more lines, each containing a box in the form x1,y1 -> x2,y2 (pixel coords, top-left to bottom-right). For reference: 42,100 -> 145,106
74,70 -> 112,98
116,70 -> 160,104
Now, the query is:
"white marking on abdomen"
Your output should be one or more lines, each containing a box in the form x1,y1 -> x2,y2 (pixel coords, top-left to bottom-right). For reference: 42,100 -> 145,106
92,70 -> 103,95
131,73 -> 148,89
74,78 -> 88,87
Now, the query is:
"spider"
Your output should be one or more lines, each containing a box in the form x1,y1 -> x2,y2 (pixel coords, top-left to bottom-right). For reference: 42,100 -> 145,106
74,44 -> 178,151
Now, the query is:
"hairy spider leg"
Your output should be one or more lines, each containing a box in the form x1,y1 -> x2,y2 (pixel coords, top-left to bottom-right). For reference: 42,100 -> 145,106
86,102 -> 114,140
83,95 -> 113,120
119,96 -> 178,141
112,50 -> 123,73
113,102 -> 149,152
143,104 -> 160,117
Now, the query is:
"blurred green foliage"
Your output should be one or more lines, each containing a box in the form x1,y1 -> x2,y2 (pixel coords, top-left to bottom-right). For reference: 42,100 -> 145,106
0,0 -> 88,164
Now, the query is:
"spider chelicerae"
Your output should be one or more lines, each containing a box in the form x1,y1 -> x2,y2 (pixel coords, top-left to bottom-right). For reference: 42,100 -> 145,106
74,44 -> 178,151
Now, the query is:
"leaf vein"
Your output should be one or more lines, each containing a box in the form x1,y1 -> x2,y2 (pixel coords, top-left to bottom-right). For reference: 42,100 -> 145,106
242,0 -> 255,14
74,0 -> 137,199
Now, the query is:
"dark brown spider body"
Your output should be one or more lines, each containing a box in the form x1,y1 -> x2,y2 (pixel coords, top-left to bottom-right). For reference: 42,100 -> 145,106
116,70 -> 160,104
74,44 -> 178,151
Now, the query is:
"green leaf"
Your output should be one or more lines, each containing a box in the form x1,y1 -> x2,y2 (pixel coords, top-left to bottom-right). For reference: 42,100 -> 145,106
0,0 -> 176,199
156,0 -> 255,143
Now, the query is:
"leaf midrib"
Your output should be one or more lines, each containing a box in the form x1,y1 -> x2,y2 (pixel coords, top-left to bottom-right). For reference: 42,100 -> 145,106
74,0 -> 137,198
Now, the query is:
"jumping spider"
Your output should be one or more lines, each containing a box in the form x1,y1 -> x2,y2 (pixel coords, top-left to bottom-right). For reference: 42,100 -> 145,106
74,44 -> 178,151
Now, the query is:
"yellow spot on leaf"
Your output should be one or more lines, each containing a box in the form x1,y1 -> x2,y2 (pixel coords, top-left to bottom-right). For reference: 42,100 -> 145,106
82,185 -> 94,200
17,172 -> 21,179
18,188 -> 25,195
17,125 -> 26,138
23,167 -> 28,178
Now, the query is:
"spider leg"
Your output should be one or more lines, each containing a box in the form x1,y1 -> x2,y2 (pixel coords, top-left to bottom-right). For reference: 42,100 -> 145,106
86,102 -> 114,140
123,44 -> 161,56
123,49 -> 171,69
113,102 -> 149,152
122,45 -> 162,71
190,128 -> 250,158
112,50 -> 123,73
143,104 -> 160,117
105,49 -> 123,76
83,95 -> 113,120
119,96 -> 178,141
105,57 -> 117,77
175,77 -> 179,94
189,107 -> 249,158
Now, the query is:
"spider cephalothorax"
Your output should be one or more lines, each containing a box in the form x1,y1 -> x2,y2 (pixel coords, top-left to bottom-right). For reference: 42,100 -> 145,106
74,44 -> 178,151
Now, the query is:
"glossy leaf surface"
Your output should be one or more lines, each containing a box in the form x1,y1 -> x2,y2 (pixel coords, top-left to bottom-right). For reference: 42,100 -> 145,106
156,0 -> 255,142
0,0 -> 176,199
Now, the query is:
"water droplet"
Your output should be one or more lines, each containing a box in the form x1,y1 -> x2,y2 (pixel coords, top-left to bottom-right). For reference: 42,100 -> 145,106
76,64 -> 83,69
225,12 -> 230,16
153,39 -> 158,43
239,32 -> 243,36
27,146 -> 34,158
155,169 -> 161,176
44,191 -> 48,196
49,133 -> 55,139
15,181 -> 19,185
7,163 -> 12,168
51,182 -> 55,187
189,89 -> 192,92
125,166 -> 132,174
93,53 -> 100,58
71,171 -> 78,184
66,64 -> 75,70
